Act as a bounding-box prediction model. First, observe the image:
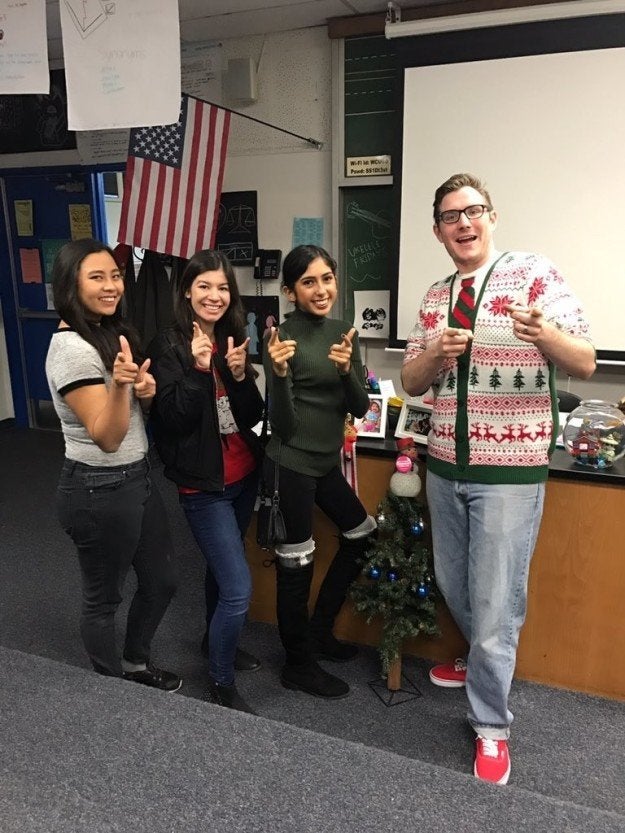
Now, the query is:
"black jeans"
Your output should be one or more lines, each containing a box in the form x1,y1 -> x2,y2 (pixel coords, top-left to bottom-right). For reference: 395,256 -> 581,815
263,460 -> 370,664
57,457 -> 177,677
263,461 -> 368,544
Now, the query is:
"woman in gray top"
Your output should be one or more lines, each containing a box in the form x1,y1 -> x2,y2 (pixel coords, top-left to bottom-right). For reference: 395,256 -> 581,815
45,238 -> 180,691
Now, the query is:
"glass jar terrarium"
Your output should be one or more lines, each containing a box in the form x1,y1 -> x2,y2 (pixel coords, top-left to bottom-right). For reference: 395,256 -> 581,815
562,399 -> 625,469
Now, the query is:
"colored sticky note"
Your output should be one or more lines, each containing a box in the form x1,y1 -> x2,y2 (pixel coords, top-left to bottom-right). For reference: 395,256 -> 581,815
19,248 -> 43,284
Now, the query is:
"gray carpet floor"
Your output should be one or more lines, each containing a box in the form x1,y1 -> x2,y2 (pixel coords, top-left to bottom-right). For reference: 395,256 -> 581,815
1,426 -> 624,831
1,646 -> 624,833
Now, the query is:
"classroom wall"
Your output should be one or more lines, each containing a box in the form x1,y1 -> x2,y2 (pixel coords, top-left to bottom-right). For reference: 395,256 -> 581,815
3,24 -> 624,412
218,27 -> 332,324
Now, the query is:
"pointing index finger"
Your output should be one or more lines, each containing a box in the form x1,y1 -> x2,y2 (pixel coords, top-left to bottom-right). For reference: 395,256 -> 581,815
137,357 -> 150,380
119,334 -> 132,360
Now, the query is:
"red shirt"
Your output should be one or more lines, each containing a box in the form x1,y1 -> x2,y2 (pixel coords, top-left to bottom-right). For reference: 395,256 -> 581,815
179,350 -> 256,493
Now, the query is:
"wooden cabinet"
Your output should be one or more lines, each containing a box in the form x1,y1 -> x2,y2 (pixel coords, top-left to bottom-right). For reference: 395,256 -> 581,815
246,454 -> 625,700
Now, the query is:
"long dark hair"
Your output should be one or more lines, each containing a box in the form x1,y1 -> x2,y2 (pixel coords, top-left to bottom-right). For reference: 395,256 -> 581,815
281,245 -> 337,293
51,238 -> 142,370
173,249 -> 251,367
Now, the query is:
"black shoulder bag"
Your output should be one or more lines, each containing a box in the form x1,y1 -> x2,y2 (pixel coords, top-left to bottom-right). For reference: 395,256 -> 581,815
256,388 -> 287,550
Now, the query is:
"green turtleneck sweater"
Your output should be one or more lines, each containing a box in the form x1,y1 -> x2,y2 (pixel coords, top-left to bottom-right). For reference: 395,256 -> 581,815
262,307 -> 369,477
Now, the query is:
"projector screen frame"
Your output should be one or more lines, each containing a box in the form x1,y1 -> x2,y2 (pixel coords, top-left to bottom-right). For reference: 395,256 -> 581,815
388,12 -> 625,363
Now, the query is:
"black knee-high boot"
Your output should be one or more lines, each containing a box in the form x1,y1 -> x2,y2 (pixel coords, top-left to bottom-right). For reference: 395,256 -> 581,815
309,534 -> 372,662
276,560 -> 314,667
276,560 -> 349,699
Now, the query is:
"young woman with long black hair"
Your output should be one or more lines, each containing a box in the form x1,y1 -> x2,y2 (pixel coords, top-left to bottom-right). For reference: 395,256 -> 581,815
45,238 -> 180,691
263,244 -> 377,699
148,250 -> 264,714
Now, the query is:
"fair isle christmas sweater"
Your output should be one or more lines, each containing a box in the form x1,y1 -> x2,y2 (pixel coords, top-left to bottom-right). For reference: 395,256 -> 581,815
403,252 -> 593,485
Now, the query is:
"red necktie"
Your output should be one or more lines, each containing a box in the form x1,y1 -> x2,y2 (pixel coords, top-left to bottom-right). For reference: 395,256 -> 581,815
452,276 -> 475,329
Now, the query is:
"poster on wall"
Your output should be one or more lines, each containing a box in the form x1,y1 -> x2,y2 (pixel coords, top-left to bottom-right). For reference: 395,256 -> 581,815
0,69 -> 76,154
0,0 -> 49,94
240,295 -> 280,364
41,239 -> 70,283
215,191 -> 258,266
353,289 -> 390,340
59,0 -> 181,130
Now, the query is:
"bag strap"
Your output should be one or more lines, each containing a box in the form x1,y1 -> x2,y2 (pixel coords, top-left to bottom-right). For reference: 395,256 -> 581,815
272,439 -> 281,499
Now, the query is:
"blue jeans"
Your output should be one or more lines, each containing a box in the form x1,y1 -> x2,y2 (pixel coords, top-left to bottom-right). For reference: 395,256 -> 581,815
57,457 -> 177,677
180,470 -> 259,685
426,471 -> 545,739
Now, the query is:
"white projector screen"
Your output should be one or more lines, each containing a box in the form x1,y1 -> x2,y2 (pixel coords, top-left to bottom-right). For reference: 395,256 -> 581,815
397,47 -> 625,359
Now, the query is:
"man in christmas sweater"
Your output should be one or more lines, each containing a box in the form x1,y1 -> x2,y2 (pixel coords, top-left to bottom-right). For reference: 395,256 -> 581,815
401,172 -> 595,786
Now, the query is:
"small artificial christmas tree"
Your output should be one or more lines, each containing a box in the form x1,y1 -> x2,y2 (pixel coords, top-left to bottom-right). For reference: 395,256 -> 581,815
350,441 -> 439,687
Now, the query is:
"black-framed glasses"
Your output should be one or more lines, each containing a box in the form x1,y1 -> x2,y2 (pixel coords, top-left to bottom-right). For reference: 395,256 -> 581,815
437,204 -> 492,224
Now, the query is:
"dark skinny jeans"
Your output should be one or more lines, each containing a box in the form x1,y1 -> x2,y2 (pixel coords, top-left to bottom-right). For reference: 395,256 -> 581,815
56,457 -> 177,677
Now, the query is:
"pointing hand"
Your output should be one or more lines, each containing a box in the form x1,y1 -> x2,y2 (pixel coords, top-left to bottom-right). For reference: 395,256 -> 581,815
267,327 -> 296,378
328,327 -> 356,374
226,335 -> 250,382
191,321 -> 213,370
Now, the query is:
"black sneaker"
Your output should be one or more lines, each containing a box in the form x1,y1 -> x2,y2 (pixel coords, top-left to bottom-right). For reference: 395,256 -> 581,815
205,679 -> 257,715
200,634 -> 261,671
311,633 -> 359,663
234,647 -> 261,672
123,663 -> 182,693
281,660 -> 350,699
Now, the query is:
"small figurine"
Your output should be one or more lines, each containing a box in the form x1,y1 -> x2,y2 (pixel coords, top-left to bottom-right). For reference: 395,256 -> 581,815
342,415 -> 359,493
395,436 -> 418,463
343,415 -> 358,461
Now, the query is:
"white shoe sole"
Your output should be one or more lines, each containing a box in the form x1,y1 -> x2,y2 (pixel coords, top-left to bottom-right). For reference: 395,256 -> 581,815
429,670 -> 466,688
473,760 -> 511,786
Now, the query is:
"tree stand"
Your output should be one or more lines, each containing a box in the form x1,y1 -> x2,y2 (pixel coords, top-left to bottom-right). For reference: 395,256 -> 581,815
368,648 -> 422,707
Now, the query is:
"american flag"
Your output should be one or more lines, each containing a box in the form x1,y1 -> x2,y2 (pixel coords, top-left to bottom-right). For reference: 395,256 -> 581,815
118,95 -> 230,260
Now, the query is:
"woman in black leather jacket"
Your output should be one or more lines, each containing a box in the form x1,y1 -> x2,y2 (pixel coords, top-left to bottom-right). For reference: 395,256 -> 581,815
148,250 -> 263,714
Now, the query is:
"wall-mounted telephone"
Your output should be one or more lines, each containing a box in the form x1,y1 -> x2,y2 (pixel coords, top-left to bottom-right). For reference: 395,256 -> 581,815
254,249 -> 282,279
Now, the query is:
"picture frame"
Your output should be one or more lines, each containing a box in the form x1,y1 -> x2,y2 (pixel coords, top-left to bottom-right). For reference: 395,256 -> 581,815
355,393 -> 387,440
395,400 -> 433,445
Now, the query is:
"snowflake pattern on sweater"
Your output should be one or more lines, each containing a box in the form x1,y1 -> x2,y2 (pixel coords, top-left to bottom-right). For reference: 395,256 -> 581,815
403,252 -> 592,483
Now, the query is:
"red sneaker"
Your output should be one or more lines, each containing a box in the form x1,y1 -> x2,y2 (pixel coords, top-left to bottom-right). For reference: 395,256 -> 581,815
429,658 -> 467,688
474,737 -> 511,785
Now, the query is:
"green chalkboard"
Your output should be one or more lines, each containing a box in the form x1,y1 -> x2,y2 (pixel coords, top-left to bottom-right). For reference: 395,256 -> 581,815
344,36 -> 398,160
342,185 -> 394,323
341,37 -> 398,324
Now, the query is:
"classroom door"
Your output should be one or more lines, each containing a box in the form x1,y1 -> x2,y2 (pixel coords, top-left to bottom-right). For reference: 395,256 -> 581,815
0,170 -> 105,427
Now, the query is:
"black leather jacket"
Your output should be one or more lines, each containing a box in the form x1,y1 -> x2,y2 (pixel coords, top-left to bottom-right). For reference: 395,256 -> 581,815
148,328 -> 264,491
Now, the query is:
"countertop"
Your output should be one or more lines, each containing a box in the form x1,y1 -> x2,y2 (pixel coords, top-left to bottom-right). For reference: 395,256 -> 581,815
355,436 -> 625,486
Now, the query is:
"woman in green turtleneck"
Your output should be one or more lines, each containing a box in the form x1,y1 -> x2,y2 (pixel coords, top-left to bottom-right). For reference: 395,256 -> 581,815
262,245 -> 377,700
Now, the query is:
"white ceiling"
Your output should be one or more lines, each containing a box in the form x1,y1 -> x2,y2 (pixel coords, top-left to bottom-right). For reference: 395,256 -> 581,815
45,0 -> 465,60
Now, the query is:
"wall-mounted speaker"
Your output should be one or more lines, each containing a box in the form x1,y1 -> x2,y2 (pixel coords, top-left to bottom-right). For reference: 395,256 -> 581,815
224,57 -> 258,104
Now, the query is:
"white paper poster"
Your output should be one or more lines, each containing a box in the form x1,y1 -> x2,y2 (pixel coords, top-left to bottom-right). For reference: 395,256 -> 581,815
0,0 -> 49,94
181,42 -> 222,102
76,128 -> 130,165
353,290 -> 390,340
60,0 -> 181,131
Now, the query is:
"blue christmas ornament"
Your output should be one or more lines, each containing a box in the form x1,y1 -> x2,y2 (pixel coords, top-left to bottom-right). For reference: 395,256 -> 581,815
411,517 -> 426,537
417,582 -> 429,597
387,570 -> 398,582
369,566 -> 381,579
